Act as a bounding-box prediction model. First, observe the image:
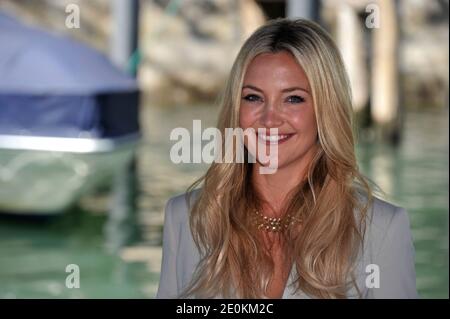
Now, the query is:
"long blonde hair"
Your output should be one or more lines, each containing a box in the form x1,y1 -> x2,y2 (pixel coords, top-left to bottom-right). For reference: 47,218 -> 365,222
182,18 -> 375,299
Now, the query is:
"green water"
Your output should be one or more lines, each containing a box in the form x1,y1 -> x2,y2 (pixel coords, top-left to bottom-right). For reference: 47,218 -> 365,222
0,105 -> 448,298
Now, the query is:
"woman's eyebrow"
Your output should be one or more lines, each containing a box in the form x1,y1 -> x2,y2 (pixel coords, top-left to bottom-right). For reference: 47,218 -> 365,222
242,84 -> 309,94
282,86 -> 310,94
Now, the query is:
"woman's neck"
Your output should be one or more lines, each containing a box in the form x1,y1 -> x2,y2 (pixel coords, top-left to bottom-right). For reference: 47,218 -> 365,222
251,164 -> 306,218
251,144 -> 319,217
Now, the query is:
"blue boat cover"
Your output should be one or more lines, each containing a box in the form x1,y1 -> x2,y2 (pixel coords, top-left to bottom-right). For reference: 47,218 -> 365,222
0,12 -> 139,138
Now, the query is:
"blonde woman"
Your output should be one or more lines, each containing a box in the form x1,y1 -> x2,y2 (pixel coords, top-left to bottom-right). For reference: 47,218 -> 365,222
157,18 -> 418,299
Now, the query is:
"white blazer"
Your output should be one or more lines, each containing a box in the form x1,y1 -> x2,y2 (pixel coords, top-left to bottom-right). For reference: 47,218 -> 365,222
156,189 -> 419,299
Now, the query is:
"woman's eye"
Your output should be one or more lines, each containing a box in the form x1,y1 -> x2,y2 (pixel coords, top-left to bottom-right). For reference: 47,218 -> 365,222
242,94 -> 262,102
286,95 -> 305,104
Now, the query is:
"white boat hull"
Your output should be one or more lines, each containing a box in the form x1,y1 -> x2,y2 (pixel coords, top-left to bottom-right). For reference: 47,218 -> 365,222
0,134 -> 139,214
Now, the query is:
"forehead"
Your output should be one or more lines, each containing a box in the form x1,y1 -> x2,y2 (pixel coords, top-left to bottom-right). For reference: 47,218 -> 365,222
243,51 -> 309,88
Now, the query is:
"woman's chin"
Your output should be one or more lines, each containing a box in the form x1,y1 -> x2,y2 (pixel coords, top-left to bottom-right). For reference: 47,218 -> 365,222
254,158 -> 289,172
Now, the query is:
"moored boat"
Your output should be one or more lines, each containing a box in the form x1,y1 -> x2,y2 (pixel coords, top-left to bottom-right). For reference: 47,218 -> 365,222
0,12 -> 140,214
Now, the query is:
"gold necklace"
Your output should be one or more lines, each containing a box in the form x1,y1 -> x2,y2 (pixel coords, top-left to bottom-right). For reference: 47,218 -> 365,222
253,210 -> 302,233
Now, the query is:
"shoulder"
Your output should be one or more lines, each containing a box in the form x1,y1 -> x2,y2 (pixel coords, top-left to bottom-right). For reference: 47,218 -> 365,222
354,190 -> 408,227
365,195 -> 411,235
356,192 -> 413,258
165,188 -> 202,224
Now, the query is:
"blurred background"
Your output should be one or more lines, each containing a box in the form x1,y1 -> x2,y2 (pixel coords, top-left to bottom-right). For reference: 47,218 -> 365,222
0,0 -> 448,298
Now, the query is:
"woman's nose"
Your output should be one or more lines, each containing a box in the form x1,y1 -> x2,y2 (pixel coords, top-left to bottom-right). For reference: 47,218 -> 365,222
260,101 -> 283,128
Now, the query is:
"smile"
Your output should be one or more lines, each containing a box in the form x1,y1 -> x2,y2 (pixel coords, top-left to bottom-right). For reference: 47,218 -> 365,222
257,133 -> 295,145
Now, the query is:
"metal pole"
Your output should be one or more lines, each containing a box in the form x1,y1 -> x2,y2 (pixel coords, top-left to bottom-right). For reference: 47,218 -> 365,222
106,0 -> 140,253
286,0 -> 321,21
110,0 -> 140,75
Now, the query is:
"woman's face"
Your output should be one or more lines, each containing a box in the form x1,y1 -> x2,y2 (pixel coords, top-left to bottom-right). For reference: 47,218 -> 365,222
239,51 -> 319,174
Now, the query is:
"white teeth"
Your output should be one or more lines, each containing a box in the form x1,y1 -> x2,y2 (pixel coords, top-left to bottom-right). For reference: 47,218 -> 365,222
259,134 -> 289,142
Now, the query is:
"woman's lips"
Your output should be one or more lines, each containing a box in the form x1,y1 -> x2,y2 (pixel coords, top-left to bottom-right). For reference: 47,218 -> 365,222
257,133 -> 295,145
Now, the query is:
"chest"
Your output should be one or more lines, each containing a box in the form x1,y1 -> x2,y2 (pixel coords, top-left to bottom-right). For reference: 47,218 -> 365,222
263,240 -> 292,298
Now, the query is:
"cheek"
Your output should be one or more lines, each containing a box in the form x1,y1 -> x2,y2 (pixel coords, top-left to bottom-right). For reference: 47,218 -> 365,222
288,107 -> 317,133
239,106 -> 254,129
